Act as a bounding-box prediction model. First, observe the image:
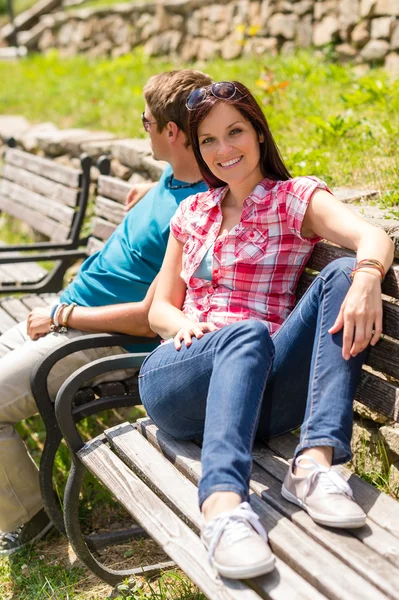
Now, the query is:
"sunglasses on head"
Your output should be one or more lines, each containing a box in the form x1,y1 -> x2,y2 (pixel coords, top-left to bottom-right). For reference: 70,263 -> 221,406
186,82 -> 240,111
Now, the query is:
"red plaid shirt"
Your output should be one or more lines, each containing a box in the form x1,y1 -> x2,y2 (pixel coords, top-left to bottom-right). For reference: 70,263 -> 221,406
170,176 -> 328,333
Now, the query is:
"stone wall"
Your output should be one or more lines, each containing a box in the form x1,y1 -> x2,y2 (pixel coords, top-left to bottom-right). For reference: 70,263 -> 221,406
12,0 -> 399,73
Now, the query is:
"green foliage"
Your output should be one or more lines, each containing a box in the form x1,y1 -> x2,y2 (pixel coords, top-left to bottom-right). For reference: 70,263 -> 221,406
112,572 -> 206,600
0,49 -> 397,199
0,0 -> 7,16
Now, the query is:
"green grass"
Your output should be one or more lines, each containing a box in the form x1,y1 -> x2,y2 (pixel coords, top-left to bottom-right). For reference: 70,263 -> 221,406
66,0 -> 150,11
0,49 -> 398,205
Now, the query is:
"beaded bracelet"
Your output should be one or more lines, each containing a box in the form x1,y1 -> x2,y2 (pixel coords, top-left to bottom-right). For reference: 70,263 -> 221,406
50,302 -> 68,333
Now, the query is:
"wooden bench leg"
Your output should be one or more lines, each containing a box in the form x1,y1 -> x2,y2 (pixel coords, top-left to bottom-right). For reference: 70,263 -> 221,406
64,455 -> 175,585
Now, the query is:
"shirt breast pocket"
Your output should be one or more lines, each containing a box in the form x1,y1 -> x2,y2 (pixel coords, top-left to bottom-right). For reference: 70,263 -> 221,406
234,228 -> 268,263
183,236 -> 201,256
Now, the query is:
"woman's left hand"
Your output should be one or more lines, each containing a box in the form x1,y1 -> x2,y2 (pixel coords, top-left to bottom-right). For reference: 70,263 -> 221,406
328,271 -> 383,360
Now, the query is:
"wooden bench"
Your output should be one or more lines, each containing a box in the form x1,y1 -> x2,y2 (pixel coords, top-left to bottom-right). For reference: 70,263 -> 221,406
0,143 -> 91,294
46,238 -> 399,597
0,168 -> 131,334
7,173 -> 162,561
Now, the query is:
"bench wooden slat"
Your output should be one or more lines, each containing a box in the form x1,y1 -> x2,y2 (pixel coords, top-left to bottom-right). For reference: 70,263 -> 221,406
0,297 -> 31,322
381,298 -> 399,341
0,265 -> 18,285
298,273 -> 399,342
356,369 -> 399,422
78,438 -> 261,600
0,268 -> 36,287
98,176 -> 132,204
138,420 -> 389,600
105,423 -> 201,526
5,148 -> 82,188
105,422 -> 328,600
92,217 -> 117,243
265,433 -> 399,541
95,196 -> 125,226
0,180 -> 75,227
87,237 -> 104,256
3,164 -> 79,208
0,306 -> 18,334
367,337 -> 399,380
308,243 -> 399,300
0,261 -> 47,286
19,294 -> 53,310
0,192 -> 70,241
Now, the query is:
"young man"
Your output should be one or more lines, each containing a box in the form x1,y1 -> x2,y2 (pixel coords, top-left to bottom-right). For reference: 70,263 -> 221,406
0,69 -> 211,556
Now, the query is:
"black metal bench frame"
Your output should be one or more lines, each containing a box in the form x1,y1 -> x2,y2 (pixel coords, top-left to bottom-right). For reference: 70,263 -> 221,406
31,333 -> 172,584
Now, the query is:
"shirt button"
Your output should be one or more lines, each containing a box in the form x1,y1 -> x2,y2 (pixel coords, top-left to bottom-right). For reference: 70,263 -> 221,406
249,231 -> 255,238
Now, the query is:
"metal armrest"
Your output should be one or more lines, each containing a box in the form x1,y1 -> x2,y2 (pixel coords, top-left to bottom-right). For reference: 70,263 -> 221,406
0,248 -> 88,264
31,332 -> 158,424
31,334 -> 157,534
55,353 -> 149,453
0,241 -> 80,253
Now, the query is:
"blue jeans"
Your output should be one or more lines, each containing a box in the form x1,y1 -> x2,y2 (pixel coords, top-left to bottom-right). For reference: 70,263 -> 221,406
138,258 -> 365,506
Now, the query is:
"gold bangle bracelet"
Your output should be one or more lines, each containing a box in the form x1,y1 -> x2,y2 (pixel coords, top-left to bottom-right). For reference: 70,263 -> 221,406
350,267 -> 382,281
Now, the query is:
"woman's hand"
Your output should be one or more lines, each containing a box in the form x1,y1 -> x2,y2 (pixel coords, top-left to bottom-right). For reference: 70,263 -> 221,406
173,320 -> 219,350
328,272 -> 383,360
27,307 -> 52,341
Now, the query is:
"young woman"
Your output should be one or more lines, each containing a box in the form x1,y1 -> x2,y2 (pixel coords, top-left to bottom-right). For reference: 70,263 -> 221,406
138,81 -> 394,579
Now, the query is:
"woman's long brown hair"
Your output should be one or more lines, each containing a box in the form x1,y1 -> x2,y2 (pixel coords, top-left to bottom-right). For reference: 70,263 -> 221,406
188,81 -> 291,189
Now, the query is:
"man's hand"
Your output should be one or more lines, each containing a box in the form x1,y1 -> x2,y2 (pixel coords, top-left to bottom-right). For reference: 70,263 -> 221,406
125,182 -> 157,212
27,307 -> 52,341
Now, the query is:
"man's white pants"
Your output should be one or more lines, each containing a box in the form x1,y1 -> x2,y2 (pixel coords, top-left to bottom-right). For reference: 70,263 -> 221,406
0,321 -> 133,533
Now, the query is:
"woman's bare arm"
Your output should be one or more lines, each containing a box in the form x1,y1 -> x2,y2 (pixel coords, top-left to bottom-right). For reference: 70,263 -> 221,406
302,189 -> 395,359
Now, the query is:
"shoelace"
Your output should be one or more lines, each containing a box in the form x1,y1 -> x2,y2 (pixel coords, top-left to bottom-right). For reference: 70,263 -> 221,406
204,502 -> 267,565
295,455 -> 354,500
0,528 -> 22,544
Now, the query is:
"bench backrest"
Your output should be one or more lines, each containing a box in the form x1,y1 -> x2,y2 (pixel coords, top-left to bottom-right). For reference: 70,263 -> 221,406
0,147 -> 91,244
87,174 -> 131,255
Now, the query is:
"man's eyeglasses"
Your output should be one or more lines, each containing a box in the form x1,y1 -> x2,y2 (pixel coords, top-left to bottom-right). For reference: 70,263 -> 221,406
186,82 -> 239,111
141,112 -> 158,132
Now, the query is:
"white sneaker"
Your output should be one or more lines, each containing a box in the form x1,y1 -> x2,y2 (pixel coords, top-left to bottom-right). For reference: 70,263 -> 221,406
282,456 -> 366,528
201,501 -> 275,579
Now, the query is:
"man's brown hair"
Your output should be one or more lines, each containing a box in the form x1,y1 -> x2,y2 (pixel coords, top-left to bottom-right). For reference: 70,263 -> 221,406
144,70 -> 212,138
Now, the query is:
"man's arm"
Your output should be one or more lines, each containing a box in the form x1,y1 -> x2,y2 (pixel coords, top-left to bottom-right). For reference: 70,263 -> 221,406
27,276 -> 159,341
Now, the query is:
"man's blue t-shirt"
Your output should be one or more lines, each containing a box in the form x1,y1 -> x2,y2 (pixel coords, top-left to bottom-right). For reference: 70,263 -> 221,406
60,165 -> 207,350
61,165 -> 207,309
